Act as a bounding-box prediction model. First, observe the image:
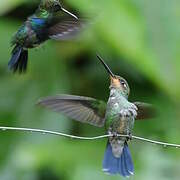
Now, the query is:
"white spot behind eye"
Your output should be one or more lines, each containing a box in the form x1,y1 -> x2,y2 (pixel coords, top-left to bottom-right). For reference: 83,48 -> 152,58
120,82 -> 126,88
123,83 -> 127,88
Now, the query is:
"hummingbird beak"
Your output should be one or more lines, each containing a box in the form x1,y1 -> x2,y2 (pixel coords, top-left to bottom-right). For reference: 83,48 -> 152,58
61,7 -> 78,19
96,54 -> 121,88
96,54 -> 115,78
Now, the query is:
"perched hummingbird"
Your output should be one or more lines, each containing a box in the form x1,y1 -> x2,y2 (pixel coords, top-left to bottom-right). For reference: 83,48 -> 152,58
8,0 -> 81,73
37,55 -> 155,177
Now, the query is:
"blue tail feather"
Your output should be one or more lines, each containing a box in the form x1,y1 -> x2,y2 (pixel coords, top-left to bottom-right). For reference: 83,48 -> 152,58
8,45 -> 22,67
103,144 -> 119,174
120,150 -> 127,176
120,146 -> 132,177
103,142 -> 134,177
124,142 -> 134,174
8,45 -> 28,73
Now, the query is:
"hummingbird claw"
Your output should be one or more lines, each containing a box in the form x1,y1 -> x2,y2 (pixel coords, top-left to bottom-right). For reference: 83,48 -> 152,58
108,129 -> 118,138
112,132 -> 118,137
127,133 -> 132,141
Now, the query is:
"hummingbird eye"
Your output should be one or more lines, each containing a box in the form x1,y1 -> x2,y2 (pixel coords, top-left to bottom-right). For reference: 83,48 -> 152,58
120,79 -> 127,88
53,4 -> 61,12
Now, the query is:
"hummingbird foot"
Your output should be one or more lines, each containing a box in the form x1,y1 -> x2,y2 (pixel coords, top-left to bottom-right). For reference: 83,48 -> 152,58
112,132 -> 118,138
107,129 -> 120,142
127,133 -> 132,141
108,129 -> 118,138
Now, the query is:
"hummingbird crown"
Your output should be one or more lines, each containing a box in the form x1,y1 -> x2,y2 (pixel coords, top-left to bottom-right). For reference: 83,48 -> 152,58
39,0 -> 62,12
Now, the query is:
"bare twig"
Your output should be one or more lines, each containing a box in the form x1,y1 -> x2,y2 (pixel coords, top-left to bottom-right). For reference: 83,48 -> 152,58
0,126 -> 179,149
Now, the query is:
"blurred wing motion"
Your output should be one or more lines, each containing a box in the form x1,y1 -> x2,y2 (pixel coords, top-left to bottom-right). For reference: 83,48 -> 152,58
37,95 -> 106,127
134,102 -> 156,120
48,18 -> 85,40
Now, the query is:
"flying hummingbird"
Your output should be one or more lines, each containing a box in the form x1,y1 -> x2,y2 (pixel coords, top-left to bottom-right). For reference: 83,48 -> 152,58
37,55 -> 155,177
8,0 -> 81,73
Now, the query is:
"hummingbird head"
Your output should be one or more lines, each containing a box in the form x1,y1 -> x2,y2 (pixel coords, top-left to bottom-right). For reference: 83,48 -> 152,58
96,55 -> 130,98
40,0 -> 61,11
39,0 -> 78,19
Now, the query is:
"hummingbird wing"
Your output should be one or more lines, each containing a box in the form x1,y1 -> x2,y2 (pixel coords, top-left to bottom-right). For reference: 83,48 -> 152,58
47,18 -> 85,40
37,95 -> 106,127
133,102 -> 156,120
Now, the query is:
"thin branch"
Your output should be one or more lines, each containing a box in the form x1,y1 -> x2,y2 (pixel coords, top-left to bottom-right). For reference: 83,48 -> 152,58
0,126 -> 180,149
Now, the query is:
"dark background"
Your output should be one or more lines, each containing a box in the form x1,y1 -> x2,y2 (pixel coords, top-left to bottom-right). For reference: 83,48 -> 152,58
0,0 -> 180,179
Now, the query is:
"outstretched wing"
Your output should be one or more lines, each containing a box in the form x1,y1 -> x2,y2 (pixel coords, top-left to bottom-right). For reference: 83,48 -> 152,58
134,102 -> 156,120
37,95 -> 106,127
48,18 -> 85,40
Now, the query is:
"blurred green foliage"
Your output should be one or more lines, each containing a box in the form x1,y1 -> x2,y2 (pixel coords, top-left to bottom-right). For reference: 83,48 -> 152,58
0,0 -> 180,179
